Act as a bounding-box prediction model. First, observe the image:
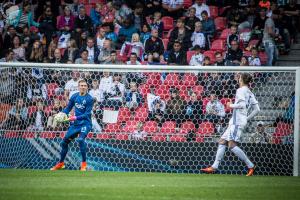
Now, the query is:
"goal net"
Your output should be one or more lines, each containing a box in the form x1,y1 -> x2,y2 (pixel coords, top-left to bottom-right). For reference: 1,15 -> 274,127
0,63 -> 299,176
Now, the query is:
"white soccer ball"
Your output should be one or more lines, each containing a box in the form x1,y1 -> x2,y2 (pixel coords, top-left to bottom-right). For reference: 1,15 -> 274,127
54,112 -> 67,123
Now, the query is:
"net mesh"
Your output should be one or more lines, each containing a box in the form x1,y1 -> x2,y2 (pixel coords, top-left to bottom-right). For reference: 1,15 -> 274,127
0,65 -> 296,175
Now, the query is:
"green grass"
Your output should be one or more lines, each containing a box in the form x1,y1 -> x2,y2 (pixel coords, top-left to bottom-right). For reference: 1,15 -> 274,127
0,169 -> 300,200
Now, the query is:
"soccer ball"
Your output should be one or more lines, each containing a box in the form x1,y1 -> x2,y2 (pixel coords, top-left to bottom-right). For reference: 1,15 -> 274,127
54,112 -> 67,123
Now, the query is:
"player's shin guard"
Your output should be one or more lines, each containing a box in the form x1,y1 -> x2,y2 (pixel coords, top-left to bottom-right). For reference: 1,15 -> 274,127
230,146 -> 254,168
78,138 -> 87,162
212,144 -> 226,169
59,138 -> 70,163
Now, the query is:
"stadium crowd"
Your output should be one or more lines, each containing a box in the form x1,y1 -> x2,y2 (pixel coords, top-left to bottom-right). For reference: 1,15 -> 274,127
0,0 -> 298,143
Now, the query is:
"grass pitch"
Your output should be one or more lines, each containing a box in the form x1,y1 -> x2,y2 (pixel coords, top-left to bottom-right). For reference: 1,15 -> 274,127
0,169 -> 299,200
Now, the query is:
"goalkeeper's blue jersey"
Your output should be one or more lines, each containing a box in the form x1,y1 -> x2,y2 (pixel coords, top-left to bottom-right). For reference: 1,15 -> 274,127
63,92 -> 94,127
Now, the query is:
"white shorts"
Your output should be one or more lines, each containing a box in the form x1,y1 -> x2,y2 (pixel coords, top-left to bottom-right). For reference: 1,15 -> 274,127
220,124 -> 245,142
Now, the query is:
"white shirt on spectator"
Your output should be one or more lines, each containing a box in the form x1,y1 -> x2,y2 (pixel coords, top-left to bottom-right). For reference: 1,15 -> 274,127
191,32 -> 206,48
162,0 -> 183,9
86,46 -> 95,62
206,100 -> 226,117
65,79 -> 79,99
89,88 -> 101,102
189,53 -> 204,66
99,76 -> 113,101
96,37 -> 105,49
192,3 -> 210,20
248,56 -> 261,66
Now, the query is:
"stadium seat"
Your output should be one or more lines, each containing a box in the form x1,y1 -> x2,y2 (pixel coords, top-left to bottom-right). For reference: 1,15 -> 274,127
183,0 -> 193,9
84,5 -> 93,16
197,122 -> 215,136
195,136 -> 205,143
143,121 -> 158,133
79,0 -> 88,4
219,28 -> 231,40
202,97 -> 210,114
96,133 -> 112,139
22,132 -> 35,138
192,85 -> 204,97
162,16 -> 174,31
161,121 -> 176,134
243,51 -> 252,57
186,51 -> 196,64
182,73 -> 197,87
177,85 -> 189,100
117,107 -> 131,123
133,107 -> 149,122
139,84 -> 151,99
274,122 -> 292,137
169,135 -> 186,142
89,0 -> 105,4
203,50 -> 216,63
122,120 -> 139,133
220,98 -> 232,113
146,73 -> 162,86
163,73 -> 180,87
211,39 -> 226,51
162,38 -> 169,51
0,104 -> 11,122
180,121 -> 196,134
3,131 -> 21,138
209,6 -> 219,18
152,135 -> 166,142
115,134 -> 129,140
39,132 -> 56,139
86,132 -> 95,139
214,17 -> 227,31
155,85 -> 170,100
47,83 -> 59,99
103,123 -> 121,133
259,51 -> 268,65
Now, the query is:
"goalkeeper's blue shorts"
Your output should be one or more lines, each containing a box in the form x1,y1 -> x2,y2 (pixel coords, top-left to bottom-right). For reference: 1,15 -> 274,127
64,124 -> 92,140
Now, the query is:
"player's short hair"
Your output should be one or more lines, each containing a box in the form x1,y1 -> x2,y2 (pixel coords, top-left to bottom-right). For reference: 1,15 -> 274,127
240,73 -> 253,85
78,79 -> 88,85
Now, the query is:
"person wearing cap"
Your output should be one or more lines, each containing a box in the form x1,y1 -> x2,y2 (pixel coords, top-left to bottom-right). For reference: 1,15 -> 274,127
189,45 -> 204,66
249,121 -> 271,143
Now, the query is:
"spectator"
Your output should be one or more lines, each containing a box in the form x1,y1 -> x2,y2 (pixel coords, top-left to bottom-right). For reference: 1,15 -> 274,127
38,6 -> 57,47
104,50 -> 123,65
104,23 -> 118,44
162,0 -> 184,20
168,18 -> 192,51
0,98 -> 28,130
46,98 -> 64,130
214,51 -> 225,66
125,82 -> 143,111
114,3 -> 133,25
26,78 -> 47,103
249,121 -> 271,143
91,103 -> 102,133
205,92 -> 225,124
168,40 -> 187,65
185,92 -> 203,124
283,0 -> 300,42
240,56 -> 249,66
99,71 -> 113,102
227,6 -> 250,31
51,48 -> 65,63
0,49 -> 16,62
189,45 -> 204,66
192,0 -> 210,20
201,10 -> 215,48
64,71 -> 80,99
66,0 -> 82,17
90,3 -> 103,28
225,40 -> 243,65
248,47 -> 261,66
89,79 -> 101,103
150,11 -> 164,38
98,39 -> 114,64
133,2 -> 146,31
75,49 -> 94,64
96,27 -> 106,50
28,40 -> 43,63
140,24 -> 151,44
120,33 -> 144,61
263,11 -> 277,66
144,29 -> 165,63
126,52 -> 141,65
74,6 -> 93,35
47,39 -> 58,61
185,7 -> 201,31
148,98 -> 166,126
101,1 -> 115,23
57,6 -> 75,32
227,25 -> 240,49
126,53 -> 144,84
191,21 -> 206,49
252,7 -> 267,30
3,25 -> 16,51
118,18 -> 139,44
80,37 -> 100,64
131,122 -> 148,140
12,35 -> 26,61
63,39 -> 80,63
0,12 -> 4,34
27,101 -> 47,131
9,2 -> 39,32
165,88 -> 186,125
202,56 -> 211,66
144,0 -> 162,16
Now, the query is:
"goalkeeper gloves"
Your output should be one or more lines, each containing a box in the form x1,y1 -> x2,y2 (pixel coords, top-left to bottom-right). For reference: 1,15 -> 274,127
63,115 -> 77,122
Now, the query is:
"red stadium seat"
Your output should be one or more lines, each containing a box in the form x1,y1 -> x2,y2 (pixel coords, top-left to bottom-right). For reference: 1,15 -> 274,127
115,134 -> 129,140
192,85 -> 204,97
180,121 -> 196,134
146,73 -> 162,86
163,73 -> 180,87
203,50 -> 216,63
214,17 -> 227,31
243,51 -> 252,57
84,4 -> 93,16
122,120 -> 139,133
40,132 -> 56,138
133,107 -> 148,122
274,122 -> 292,137
152,135 -> 166,142
103,123 -> 121,133
155,85 -> 170,100
220,98 -> 232,113
117,107 -> 131,123
183,0 -> 193,9
96,133 -> 112,139
22,132 -> 35,138
162,16 -> 174,31
187,51 -> 196,64
169,135 -> 186,142
195,136 -> 205,143
202,97 -> 210,114
79,0 -> 88,4
47,83 -> 59,99
259,51 -> 268,65
143,121 -> 158,133
197,122 -> 215,136
211,39 -> 226,51
89,0 -> 105,4
182,73 -> 197,87
219,28 -> 231,40
161,121 -> 176,134
209,6 -> 219,18
3,131 -> 21,138
162,38 -> 169,50
139,84 -> 151,99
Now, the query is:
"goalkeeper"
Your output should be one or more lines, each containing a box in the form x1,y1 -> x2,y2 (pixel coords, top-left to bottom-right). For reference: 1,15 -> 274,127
51,79 -> 94,171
